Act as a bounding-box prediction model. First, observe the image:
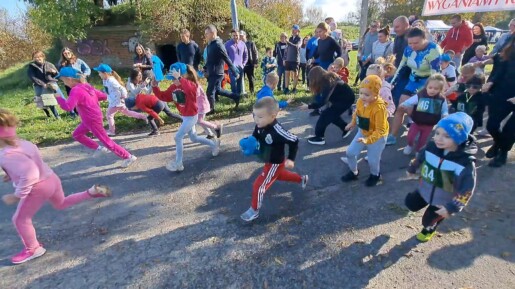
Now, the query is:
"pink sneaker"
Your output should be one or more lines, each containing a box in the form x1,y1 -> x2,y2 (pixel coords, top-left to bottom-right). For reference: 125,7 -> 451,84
11,246 -> 46,264
87,185 -> 112,198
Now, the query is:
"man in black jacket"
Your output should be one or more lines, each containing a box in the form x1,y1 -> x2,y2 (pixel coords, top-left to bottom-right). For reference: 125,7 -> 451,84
177,29 -> 202,70
203,24 -> 242,112
240,31 -> 259,94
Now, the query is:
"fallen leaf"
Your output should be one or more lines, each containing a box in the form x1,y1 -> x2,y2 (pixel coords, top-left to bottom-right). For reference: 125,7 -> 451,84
98,227 -> 108,235
405,225 -> 416,230
362,254 -> 373,264
384,260 -> 393,268
501,251 -> 511,258
274,257 -> 284,265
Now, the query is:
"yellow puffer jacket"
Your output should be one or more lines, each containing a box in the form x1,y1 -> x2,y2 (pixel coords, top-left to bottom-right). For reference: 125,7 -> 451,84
351,97 -> 389,144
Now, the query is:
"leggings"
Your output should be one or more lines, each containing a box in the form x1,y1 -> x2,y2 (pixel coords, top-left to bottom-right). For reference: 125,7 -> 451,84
346,130 -> 386,176
299,63 -> 307,84
315,106 -> 349,138
174,115 -> 216,164
405,190 -> 446,232
12,173 -> 93,251
486,98 -> 515,152
73,121 -> 131,159
406,123 -> 434,152
148,101 -> 182,132
197,113 -> 218,136
106,106 -> 147,134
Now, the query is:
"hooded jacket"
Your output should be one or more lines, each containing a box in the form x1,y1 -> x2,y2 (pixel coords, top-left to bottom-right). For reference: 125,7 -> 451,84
407,136 -> 477,214
56,83 -> 107,125
28,61 -> 58,88
441,21 -> 473,54
350,97 -> 389,145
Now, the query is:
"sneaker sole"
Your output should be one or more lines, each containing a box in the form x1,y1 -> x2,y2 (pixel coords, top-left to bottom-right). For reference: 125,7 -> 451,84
241,214 -> 259,222
217,124 -> 224,138
308,140 -> 326,145
302,175 -> 309,190
92,185 -> 112,197
121,157 -> 137,168
12,247 -> 46,265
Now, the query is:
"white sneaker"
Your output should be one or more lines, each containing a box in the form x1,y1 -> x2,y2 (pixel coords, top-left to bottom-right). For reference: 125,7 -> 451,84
403,145 -> 414,155
87,185 -> 112,198
93,146 -> 109,157
340,157 -> 348,164
364,156 -> 368,162
477,128 -> 490,137
166,161 -> 184,172
301,175 -> 309,190
212,139 -> 221,156
107,131 -> 116,136
121,155 -> 137,168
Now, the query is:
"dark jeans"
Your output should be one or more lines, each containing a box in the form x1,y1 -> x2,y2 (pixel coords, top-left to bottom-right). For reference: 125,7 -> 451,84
315,106 -> 350,138
34,85 -> 60,119
229,66 -> 244,94
148,101 -> 178,131
244,65 -> 256,93
206,74 -> 240,111
359,61 -> 371,81
405,191 -> 445,232
299,63 -> 307,84
277,65 -> 286,91
487,98 -> 515,152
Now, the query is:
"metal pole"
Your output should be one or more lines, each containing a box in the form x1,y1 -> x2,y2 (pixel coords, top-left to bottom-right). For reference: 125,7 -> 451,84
359,0 -> 369,45
231,0 -> 239,30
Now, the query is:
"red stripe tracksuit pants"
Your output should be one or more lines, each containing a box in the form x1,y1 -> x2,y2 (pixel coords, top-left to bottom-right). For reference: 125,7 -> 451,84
252,162 -> 302,210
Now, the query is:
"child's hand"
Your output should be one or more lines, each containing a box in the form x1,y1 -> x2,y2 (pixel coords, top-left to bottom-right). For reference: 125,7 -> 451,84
3,174 -> 10,182
285,159 -> 294,169
2,194 -> 19,205
151,80 -> 159,87
482,82 -> 493,92
299,102 -> 309,110
157,117 -> 165,126
435,205 -> 450,218
170,69 -> 181,80
357,138 -> 366,143
345,123 -> 354,131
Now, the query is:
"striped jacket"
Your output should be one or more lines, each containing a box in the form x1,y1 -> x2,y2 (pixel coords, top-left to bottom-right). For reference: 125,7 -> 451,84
252,120 -> 299,164
407,138 -> 477,214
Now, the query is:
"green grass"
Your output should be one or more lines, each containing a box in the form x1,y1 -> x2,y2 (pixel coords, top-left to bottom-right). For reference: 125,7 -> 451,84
0,51 -> 359,146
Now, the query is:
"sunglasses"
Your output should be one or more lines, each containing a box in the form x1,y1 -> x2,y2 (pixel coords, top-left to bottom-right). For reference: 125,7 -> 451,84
370,25 -> 378,28
466,84 -> 481,89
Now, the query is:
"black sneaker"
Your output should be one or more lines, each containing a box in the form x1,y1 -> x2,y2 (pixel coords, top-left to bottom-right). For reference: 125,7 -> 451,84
342,129 -> 352,139
485,145 -> 499,159
308,136 -> 325,145
284,88 -> 290,95
341,170 -> 359,182
206,134 -> 215,139
215,123 -> 224,138
148,130 -> 160,136
291,88 -> 297,94
234,95 -> 241,109
365,174 -> 382,187
309,110 -> 320,117
488,151 -> 507,167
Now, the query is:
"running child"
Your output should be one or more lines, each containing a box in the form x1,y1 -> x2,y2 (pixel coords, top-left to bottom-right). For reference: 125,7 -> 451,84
256,72 -> 291,109
366,64 -> 396,118
329,57 -> 350,83
405,112 -> 476,242
452,74 -> 486,134
193,80 -> 223,139
399,74 -> 449,155
124,94 -> 181,136
445,63 -> 476,106
55,67 -> 138,168
0,109 -> 112,264
239,97 -> 308,222
440,54 -> 457,93
341,75 -> 389,187
93,64 -> 147,136
152,63 -> 221,172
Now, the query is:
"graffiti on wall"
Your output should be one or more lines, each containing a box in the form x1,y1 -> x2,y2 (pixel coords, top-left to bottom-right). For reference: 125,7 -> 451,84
76,39 -> 111,56
121,32 -> 142,53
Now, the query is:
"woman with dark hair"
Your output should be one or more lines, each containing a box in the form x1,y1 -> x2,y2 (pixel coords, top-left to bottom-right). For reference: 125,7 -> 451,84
126,68 -> 151,98
301,66 -> 355,145
59,47 -> 91,117
133,43 -> 153,79
386,28 -> 442,145
312,22 -> 342,70
483,36 -> 515,167
368,26 -> 393,64
462,23 -> 488,65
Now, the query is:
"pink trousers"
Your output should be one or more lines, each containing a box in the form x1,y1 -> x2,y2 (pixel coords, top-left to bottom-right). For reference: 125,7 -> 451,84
72,121 -> 131,159
106,106 -> 147,134
407,123 -> 434,152
12,173 -> 92,251
197,113 -> 218,135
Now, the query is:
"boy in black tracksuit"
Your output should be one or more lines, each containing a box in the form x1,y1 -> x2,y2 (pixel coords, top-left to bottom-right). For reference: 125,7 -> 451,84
239,97 -> 308,222
452,75 -> 486,134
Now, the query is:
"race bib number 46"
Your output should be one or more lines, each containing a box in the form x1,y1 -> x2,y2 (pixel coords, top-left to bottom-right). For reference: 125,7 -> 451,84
416,97 -> 442,114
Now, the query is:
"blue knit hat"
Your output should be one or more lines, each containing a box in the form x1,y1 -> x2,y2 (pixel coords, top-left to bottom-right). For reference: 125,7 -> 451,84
239,136 -> 259,156
124,97 -> 136,109
165,62 -> 188,80
437,112 -> 473,145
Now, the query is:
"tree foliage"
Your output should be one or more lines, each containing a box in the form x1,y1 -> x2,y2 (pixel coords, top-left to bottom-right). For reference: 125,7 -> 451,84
247,0 -> 303,29
303,5 -> 327,25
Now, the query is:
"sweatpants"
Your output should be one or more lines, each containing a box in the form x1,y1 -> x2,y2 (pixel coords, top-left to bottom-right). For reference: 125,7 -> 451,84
486,99 -> 515,152
251,162 -> 302,210
315,106 -> 350,138
405,190 -> 446,232
148,101 -> 182,132
197,113 -> 217,136
406,123 -> 434,152
106,106 -> 147,134
174,115 -> 216,164
12,173 -> 93,251
346,130 -> 386,176
73,121 -> 131,159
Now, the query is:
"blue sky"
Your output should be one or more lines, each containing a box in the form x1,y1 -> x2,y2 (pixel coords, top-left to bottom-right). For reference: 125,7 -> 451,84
0,0 -> 28,16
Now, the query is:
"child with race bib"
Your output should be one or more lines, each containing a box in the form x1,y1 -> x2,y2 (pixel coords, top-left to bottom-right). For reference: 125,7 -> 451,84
0,109 -> 112,264
94,64 -> 147,136
399,74 -> 449,155
405,112 -> 476,242
152,63 -> 221,172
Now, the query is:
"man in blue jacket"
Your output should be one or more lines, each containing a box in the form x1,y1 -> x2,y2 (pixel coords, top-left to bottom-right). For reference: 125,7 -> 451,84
203,24 -> 242,112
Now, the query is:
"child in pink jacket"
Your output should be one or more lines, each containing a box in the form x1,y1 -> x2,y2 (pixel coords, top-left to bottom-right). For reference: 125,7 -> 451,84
195,84 -> 223,139
55,67 -> 137,168
0,109 -> 112,264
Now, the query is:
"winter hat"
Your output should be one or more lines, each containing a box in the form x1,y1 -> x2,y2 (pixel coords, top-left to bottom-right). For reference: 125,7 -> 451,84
124,97 -> 136,109
360,75 -> 382,97
437,112 -> 473,145
166,62 -> 188,80
239,136 -> 259,156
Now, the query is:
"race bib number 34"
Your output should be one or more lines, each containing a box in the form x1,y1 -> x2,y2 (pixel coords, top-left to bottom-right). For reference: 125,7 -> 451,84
420,162 -> 443,188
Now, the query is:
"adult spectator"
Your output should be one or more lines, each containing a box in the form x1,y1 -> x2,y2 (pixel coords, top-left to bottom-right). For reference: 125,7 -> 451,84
368,25 -> 393,64
408,15 -> 418,25
312,22 -> 342,70
126,68 -> 151,98
483,36 -> 515,167
133,43 -> 153,79
203,24 -> 242,112
391,16 -> 411,105
225,29 -> 248,95
412,20 -> 434,43
28,51 -> 60,119
176,29 -> 202,70
387,28 -> 442,145
273,33 -> 288,92
462,23 -> 488,65
440,14 -> 473,68
489,18 -> 515,56
305,31 -> 319,86
146,48 -> 165,84
58,47 -> 91,117
283,25 -> 302,94
358,20 -> 380,80
240,30 -> 259,94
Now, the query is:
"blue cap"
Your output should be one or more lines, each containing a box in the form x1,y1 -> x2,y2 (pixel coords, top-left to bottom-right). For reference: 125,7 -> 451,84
440,54 -> 452,62
124,97 -> 136,109
437,112 -> 473,145
56,67 -> 81,79
93,63 -> 113,73
292,24 -> 300,31
165,62 -> 188,80
239,136 -> 259,156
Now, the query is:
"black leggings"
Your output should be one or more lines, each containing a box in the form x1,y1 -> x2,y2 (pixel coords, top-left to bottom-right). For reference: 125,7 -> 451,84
43,106 -> 59,118
315,106 -> 349,138
487,98 -> 515,152
299,63 -> 307,84
405,191 -> 445,232
148,101 -> 180,131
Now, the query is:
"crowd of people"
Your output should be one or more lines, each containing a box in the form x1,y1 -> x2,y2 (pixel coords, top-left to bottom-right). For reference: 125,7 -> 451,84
1,14 -> 514,265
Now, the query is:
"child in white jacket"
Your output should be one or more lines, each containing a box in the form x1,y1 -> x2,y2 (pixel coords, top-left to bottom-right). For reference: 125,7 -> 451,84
93,64 -> 147,136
